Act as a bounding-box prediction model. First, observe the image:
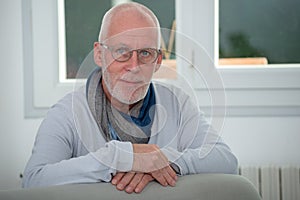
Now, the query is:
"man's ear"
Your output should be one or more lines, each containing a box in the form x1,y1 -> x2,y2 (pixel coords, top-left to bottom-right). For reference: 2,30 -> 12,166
154,51 -> 163,72
94,42 -> 102,67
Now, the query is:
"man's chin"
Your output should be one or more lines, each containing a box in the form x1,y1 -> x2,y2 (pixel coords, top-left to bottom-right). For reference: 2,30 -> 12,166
114,94 -> 144,105
109,86 -> 148,105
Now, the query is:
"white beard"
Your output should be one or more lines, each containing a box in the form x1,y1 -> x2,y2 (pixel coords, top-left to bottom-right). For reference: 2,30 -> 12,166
103,72 -> 149,105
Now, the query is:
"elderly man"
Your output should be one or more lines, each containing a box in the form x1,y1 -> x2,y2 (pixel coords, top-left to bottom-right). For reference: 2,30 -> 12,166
23,2 -> 238,193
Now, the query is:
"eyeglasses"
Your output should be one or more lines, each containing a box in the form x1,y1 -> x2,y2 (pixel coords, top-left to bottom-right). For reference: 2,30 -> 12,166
100,43 -> 161,64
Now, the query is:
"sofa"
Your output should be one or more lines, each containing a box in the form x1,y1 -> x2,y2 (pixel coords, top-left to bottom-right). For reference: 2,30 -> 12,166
0,174 -> 261,200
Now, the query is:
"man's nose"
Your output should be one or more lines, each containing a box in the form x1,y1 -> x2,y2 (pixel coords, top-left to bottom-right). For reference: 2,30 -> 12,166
126,51 -> 140,72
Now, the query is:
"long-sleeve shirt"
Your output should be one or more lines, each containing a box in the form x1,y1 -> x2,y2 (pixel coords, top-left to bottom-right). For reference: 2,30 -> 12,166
22,81 -> 238,188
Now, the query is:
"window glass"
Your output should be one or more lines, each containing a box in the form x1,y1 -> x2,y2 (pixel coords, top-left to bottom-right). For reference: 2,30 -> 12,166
219,0 -> 300,64
65,0 -> 110,78
64,0 -> 175,79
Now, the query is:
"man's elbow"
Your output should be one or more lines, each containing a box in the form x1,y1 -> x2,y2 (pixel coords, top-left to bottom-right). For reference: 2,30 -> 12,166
223,154 -> 239,174
22,167 -> 43,188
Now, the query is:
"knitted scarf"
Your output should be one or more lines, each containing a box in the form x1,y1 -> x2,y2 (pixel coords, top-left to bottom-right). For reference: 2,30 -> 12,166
86,68 -> 155,143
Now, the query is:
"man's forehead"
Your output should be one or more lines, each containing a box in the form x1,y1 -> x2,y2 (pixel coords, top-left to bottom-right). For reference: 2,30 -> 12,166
104,28 -> 159,46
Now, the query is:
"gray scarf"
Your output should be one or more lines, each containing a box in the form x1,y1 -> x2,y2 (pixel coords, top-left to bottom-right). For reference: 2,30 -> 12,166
86,68 -> 150,143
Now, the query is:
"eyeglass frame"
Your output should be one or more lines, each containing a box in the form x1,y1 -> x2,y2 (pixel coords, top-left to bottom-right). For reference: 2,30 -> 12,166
100,43 -> 162,64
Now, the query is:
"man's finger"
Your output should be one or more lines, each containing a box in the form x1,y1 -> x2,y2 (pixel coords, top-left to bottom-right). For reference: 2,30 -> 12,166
167,165 -> 177,180
116,172 -> 135,191
162,166 -> 177,186
135,174 -> 154,193
111,172 -> 125,185
151,169 -> 168,186
151,166 -> 177,187
125,173 -> 144,194
166,165 -> 178,184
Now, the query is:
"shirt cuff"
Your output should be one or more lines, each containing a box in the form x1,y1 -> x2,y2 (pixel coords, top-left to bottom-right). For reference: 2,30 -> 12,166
170,162 -> 181,175
114,140 -> 133,171
161,147 -> 185,175
91,140 -> 133,172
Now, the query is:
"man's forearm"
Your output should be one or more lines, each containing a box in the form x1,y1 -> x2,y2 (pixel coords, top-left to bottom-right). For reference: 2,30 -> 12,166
23,140 -> 133,188
161,144 -> 238,175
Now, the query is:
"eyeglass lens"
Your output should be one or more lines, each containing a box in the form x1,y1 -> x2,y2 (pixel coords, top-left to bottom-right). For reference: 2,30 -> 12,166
103,44 -> 160,64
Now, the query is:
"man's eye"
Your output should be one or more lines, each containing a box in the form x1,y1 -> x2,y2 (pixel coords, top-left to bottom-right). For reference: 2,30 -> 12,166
115,47 -> 129,55
140,50 -> 151,57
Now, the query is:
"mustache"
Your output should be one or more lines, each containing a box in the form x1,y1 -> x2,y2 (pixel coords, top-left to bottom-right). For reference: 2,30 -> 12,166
103,71 -> 151,83
120,77 -> 145,82
120,74 -> 147,83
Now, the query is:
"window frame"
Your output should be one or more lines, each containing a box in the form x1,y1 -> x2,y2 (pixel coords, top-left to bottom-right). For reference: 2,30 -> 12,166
175,0 -> 300,116
23,0 -> 74,118
23,0 -> 300,118
215,0 -> 300,90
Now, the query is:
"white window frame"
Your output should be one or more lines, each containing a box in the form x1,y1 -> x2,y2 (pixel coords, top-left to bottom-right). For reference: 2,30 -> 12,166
23,0 -> 300,118
23,0 -> 75,117
175,0 -> 300,116
213,0 -> 300,90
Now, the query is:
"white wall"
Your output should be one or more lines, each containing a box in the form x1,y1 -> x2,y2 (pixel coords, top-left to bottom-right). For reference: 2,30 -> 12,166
222,117 -> 300,166
0,0 -> 299,190
0,0 -> 43,190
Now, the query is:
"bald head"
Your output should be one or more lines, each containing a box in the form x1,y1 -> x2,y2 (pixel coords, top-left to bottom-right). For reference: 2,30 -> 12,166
98,2 -> 161,46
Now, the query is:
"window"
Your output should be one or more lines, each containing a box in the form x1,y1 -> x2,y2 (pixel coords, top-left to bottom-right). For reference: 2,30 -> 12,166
23,0 -> 300,117
62,0 -> 175,79
63,0 -> 111,79
176,0 -> 300,116
219,0 -> 300,66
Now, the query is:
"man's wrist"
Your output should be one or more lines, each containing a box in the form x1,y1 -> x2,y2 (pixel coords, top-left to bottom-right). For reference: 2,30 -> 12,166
111,140 -> 134,171
170,162 -> 181,175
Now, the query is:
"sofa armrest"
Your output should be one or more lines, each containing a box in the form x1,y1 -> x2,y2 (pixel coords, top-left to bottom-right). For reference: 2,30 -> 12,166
0,174 -> 261,200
